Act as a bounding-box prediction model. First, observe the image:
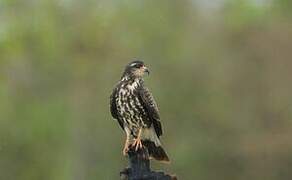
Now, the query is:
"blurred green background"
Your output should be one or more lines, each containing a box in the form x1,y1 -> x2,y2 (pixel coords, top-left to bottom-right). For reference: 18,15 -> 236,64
1,0 -> 292,179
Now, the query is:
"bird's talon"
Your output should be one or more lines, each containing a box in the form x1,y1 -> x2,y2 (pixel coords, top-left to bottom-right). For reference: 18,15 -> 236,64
122,138 -> 130,156
132,138 -> 143,151
122,146 -> 129,156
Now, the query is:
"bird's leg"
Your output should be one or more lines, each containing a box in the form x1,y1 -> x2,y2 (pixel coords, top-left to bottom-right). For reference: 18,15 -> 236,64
132,128 -> 143,151
122,136 -> 130,156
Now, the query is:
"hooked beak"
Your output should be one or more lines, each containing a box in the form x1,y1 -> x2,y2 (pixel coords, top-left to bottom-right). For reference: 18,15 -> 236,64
142,66 -> 150,75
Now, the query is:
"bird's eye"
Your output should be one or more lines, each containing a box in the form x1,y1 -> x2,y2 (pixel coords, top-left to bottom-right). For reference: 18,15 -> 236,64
130,62 -> 143,68
135,64 -> 141,68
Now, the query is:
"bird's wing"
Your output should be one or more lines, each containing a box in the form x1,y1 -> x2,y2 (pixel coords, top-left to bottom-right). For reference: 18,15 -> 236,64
110,88 -> 124,129
138,86 -> 163,137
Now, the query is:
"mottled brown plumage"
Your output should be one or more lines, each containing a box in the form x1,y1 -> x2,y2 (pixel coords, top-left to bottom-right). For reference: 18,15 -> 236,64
110,60 -> 169,162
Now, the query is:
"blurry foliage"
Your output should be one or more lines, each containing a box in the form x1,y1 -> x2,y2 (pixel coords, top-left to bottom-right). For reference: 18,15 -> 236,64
0,0 -> 292,180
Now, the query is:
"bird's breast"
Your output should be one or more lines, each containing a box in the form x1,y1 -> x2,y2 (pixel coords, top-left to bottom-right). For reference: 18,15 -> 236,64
115,83 -> 147,128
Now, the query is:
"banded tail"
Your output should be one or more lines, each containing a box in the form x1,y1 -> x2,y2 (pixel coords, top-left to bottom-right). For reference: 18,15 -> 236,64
143,140 -> 170,163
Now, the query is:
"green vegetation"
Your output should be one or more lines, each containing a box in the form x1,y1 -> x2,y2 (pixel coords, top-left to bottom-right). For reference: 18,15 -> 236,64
0,0 -> 292,179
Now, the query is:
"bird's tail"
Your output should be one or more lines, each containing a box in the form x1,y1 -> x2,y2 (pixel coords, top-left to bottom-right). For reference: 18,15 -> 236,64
143,140 -> 170,163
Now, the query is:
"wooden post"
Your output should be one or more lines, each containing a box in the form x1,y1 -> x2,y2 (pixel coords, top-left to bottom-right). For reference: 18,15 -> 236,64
120,147 -> 177,180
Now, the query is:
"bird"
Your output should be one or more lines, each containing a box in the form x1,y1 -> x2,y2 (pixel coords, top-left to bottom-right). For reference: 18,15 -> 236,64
110,60 -> 169,162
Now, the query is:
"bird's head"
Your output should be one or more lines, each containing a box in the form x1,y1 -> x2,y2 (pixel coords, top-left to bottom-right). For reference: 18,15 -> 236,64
122,60 -> 150,79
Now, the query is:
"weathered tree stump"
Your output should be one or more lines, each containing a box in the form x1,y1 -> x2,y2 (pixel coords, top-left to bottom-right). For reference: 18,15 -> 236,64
120,147 -> 177,180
